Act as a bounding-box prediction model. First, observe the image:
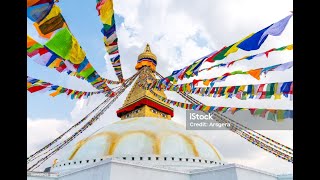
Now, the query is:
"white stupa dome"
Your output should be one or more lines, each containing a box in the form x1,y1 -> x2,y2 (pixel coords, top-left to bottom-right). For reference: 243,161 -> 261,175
62,117 -> 222,161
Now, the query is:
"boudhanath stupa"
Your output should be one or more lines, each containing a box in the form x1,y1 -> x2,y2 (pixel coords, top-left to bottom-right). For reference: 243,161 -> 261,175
27,45 -> 293,180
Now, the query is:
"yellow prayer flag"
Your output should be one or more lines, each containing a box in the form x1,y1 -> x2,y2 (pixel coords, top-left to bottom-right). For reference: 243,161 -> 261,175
49,86 -> 63,97
224,33 -> 254,56
274,94 -> 282,100
100,0 -> 114,25
273,83 -> 280,100
286,44 -> 293,50
48,58 -> 58,68
38,5 -> 61,26
224,86 -> 231,98
67,36 -> 86,64
203,106 -> 211,111
172,79 -> 177,84
238,85 -> 246,92
33,80 -> 43,85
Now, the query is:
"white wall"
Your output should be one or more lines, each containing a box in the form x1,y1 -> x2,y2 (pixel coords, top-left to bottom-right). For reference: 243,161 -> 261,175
58,163 -> 112,180
110,163 -> 189,180
27,161 -> 292,180
236,167 -> 277,180
27,176 -> 55,180
191,167 -> 238,180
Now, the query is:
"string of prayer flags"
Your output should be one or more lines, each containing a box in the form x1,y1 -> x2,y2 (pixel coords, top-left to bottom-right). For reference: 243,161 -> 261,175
163,44 -> 292,83
206,14 -> 292,62
27,0 -> 54,22
196,44 -> 293,76
237,14 -> 293,51
45,28 -> 86,64
27,35 -> 45,57
96,0 -> 124,81
27,35 -> 121,90
148,89 -> 292,122
167,81 -> 293,100
236,130 -> 293,162
27,1 -> 68,39
156,61 -> 293,90
159,14 -> 292,85
27,2 -> 119,89
27,76 -> 115,99
163,51 -> 218,84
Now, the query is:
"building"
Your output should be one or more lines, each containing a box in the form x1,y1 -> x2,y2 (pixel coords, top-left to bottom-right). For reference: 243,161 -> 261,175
27,45 -> 292,180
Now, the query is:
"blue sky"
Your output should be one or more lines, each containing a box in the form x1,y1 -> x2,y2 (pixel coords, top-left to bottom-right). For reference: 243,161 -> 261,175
28,0 -> 293,174
27,0 -> 124,119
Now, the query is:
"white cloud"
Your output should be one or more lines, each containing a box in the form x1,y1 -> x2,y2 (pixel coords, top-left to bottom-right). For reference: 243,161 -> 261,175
27,117 -> 72,155
27,0 -> 293,174
27,117 -> 75,170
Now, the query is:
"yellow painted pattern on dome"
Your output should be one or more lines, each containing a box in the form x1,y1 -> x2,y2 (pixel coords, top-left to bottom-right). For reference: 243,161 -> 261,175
108,130 -> 160,155
160,131 -> 199,157
193,134 -> 222,160
68,128 -> 225,159
68,132 -> 119,160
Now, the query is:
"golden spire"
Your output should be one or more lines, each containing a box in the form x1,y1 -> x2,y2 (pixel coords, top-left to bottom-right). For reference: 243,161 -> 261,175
138,44 -> 157,61
118,45 -> 173,120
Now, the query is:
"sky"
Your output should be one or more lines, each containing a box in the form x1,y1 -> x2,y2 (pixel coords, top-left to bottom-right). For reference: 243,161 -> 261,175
27,0 -> 293,174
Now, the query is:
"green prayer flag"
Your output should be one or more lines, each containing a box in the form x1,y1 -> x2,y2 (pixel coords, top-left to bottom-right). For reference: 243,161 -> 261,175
214,44 -> 234,60
275,46 -> 287,51
231,70 -> 246,75
241,92 -> 247,100
254,109 -> 264,116
267,111 -> 276,121
266,83 -> 275,99
45,28 -> 73,59
167,76 -> 175,81
221,87 -> 227,96
27,43 -> 43,53
80,67 -> 95,79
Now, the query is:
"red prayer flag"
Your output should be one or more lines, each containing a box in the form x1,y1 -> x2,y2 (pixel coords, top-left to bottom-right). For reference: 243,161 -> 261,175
227,61 -> 236,67
27,85 -> 47,93
192,79 -> 201,85
217,107 -> 224,111
227,86 -> 236,93
265,48 -> 276,58
38,47 -> 49,55
249,108 -> 256,115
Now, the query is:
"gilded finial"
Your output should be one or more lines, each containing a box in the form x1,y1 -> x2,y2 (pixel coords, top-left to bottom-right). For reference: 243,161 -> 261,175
136,43 -> 157,71
145,44 -> 151,52
138,44 -> 157,61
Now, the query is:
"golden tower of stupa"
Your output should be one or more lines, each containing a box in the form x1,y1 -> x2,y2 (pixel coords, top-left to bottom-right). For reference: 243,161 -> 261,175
117,44 -> 174,120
